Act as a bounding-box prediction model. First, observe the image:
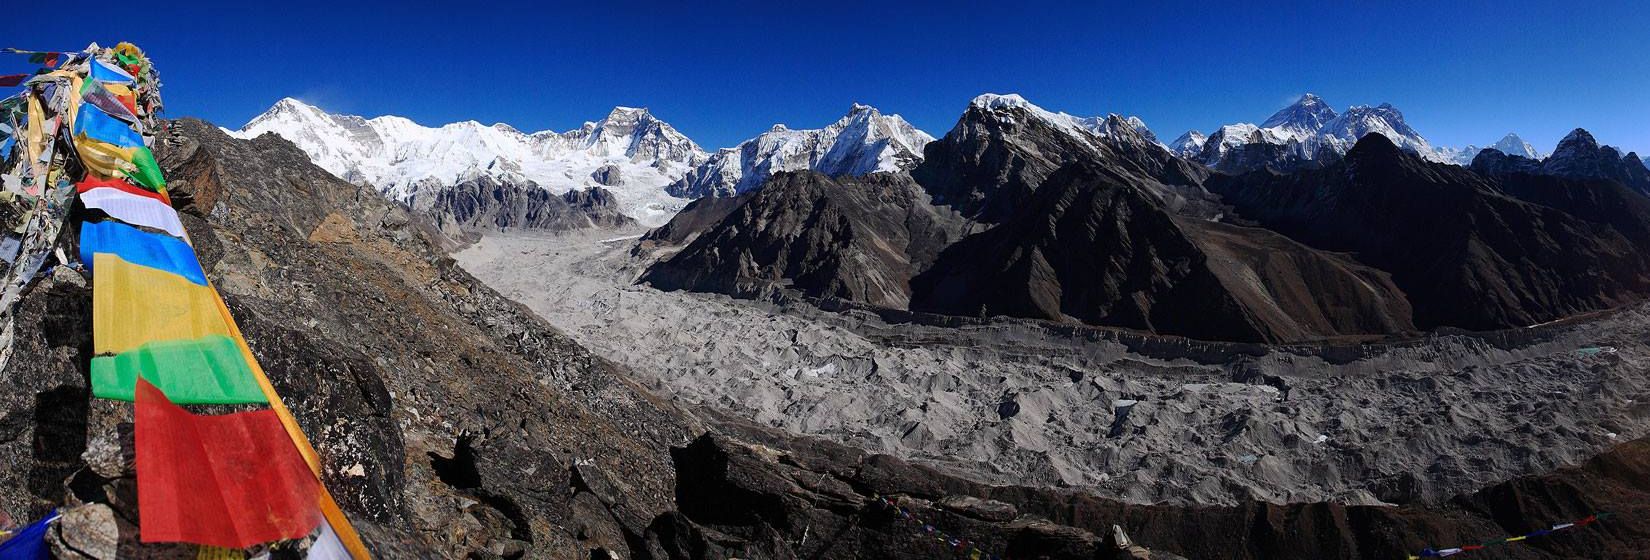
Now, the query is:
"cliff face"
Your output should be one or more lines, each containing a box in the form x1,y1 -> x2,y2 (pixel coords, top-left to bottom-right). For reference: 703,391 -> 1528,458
910,163 -> 1414,342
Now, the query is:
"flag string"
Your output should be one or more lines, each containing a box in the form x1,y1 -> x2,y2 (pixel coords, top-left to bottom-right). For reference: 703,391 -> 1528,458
1407,512 -> 1613,559
870,493 -> 1001,560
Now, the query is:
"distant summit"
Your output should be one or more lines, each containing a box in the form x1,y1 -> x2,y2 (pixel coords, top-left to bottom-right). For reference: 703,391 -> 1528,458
233,98 -> 705,225
1180,93 -> 1446,173
666,104 -> 934,198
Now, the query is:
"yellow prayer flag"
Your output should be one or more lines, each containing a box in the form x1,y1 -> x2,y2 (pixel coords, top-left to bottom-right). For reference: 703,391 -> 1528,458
93,253 -> 234,355
75,133 -> 139,179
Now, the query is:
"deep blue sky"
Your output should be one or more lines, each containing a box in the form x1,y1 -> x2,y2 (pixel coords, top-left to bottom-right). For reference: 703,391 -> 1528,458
5,1 -> 1647,154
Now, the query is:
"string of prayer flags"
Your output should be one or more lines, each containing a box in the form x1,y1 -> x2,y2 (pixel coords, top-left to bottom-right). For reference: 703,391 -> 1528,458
134,380 -> 321,548
4,41 -> 367,558
1408,512 -> 1614,559
2,49 -> 65,68
870,494 -> 1000,560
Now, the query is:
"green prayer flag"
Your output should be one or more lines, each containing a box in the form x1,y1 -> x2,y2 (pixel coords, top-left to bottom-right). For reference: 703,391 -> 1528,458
122,147 -> 166,192
91,335 -> 268,404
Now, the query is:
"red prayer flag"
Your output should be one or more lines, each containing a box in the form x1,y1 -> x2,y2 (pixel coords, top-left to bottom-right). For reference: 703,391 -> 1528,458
76,177 -> 171,205
135,379 -> 322,548
0,74 -> 25,87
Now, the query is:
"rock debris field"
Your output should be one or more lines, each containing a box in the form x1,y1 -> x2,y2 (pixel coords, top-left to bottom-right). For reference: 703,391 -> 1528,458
456,227 -> 1650,507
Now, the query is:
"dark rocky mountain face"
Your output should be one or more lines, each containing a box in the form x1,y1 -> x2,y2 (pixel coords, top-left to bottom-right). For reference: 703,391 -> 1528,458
632,191 -> 752,254
1538,129 -> 1650,195
641,172 -> 966,309
405,176 -> 633,236
910,164 -> 1414,342
912,103 -> 1209,223
1469,147 -> 1543,175
1208,134 -> 1650,331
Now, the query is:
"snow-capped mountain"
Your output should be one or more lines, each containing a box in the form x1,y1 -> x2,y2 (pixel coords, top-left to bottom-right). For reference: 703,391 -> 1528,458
1443,132 -> 1543,164
1169,130 -> 1206,158
666,104 -> 934,198
232,98 -> 708,225
1259,93 -> 1339,141
1182,94 -> 1447,173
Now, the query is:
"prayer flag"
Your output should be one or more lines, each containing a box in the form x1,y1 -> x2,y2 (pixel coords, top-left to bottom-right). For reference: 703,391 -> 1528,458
81,220 -> 205,285
125,147 -> 166,192
89,58 -> 134,85
77,177 -> 170,205
91,335 -> 266,405
92,253 -> 231,355
74,102 -> 144,148
135,379 -> 321,547
80,187 -> 188,239
0,510 -> 56,560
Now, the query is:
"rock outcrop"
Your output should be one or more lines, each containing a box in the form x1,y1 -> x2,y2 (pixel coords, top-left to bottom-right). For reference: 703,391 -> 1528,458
407,175 -> 634,235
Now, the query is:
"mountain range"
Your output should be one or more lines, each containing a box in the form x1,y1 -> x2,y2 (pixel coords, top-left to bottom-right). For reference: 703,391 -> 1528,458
640,93 -> 1650,343
233,99 -> 934,226
237,93 -> 1645,230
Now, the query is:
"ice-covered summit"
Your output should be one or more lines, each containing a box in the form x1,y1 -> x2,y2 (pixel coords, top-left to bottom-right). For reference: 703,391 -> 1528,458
1444,132 -> 1544,164
1182,93 -> 1448,172
666,103 -> 935,198
233,98 -> 708,225
1259,93 -> 1339,140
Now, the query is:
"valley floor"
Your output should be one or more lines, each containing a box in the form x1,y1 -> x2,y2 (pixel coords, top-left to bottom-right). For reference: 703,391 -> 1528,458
456,228 -> 1650,507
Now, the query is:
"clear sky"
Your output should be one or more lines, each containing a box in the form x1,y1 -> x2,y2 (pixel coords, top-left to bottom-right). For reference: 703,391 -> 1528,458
5,1 -> 1647,155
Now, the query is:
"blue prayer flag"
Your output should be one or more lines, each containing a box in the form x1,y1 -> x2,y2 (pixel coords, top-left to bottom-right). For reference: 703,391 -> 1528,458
0,510 -> 56,560
80,220 -> 206,286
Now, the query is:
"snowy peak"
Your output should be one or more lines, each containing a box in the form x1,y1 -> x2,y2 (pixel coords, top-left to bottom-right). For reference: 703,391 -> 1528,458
1318,103 -> 1436,157
1190,95 -> 1447,172
1170,130 -> 1207,158
578,106 -> 704,163
1554,128 -> 1604,156
1444,132 -> 1544,165
1260,93 -> 1339,139
233,99 -> 709,225
665,103 -> 935,199
1489,133 -> 1542,159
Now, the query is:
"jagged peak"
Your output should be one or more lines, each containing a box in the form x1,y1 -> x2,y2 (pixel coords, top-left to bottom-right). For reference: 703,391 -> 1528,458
604,106 -> 652,120
1558,128 -> 1599,149
847,102 -> 880,116
1261,93 -> 1338,131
